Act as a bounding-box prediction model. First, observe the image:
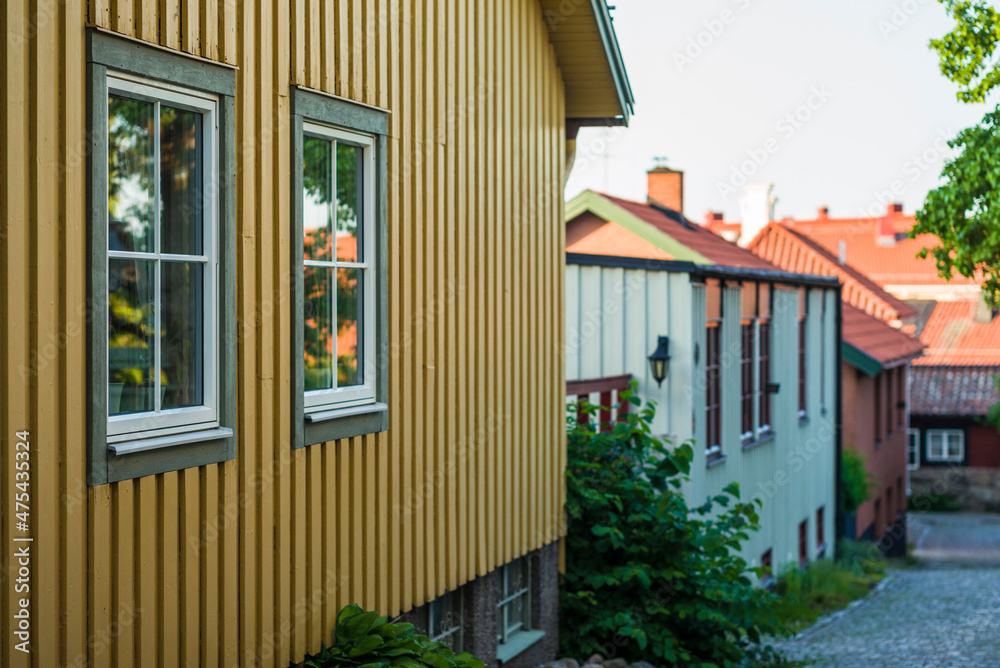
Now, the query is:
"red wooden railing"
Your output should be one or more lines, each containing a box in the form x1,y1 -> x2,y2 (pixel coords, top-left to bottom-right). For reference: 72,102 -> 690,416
566,373 -> 633,430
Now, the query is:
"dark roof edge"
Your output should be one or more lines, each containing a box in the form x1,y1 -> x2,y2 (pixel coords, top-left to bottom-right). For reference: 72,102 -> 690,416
566,252 -> 697,274
693,264 -> 842,289
565,253 -> 842,288
588,0 -> 634,125
843,342 -> 882,377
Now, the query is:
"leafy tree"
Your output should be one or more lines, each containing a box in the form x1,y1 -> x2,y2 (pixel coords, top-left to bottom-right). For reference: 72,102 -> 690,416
841,446 -> 878,514
912,1 -> 1000,305
560,391 -> 784,668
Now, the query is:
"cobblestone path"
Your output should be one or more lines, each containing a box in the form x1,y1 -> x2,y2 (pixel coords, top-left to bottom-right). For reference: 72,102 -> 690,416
774,513 -> 1000,668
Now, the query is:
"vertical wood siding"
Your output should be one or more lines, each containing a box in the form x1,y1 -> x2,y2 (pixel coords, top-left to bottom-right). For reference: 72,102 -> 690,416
565,265 -> 838,575
1,1 -> 567,665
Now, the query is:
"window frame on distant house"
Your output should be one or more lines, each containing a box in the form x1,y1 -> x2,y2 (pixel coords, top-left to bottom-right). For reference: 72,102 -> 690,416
816,506 -> 825,558
760,548 -> 774,588
86,30 -> 237,486
797,289 -> 808,421
926,429 -> 964,462
758,317 -> 772,436
290,86 -> 389,448
740,321 -> 755,442
705,323 -> 722,460
907,428 -> 920,470
798,519 -> 808,565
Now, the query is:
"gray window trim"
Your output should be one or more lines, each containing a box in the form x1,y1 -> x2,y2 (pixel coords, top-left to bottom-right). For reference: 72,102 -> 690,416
290,86 -> 389,448
86,29 -> 237,485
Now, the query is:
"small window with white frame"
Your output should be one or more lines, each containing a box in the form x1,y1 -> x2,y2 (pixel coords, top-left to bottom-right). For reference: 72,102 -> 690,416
106,74 -> 221,444
926,429 -> 963,462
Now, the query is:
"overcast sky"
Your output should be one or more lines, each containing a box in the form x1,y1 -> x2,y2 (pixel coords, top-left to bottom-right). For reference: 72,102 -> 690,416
565,0 -> 1000,222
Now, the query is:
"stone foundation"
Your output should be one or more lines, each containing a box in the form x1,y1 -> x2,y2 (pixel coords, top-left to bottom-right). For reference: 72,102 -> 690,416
910,467 -> 1000,512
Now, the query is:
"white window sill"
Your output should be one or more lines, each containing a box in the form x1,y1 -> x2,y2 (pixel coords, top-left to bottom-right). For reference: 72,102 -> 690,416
108,427 -> 234,455
496,630 -> 546,664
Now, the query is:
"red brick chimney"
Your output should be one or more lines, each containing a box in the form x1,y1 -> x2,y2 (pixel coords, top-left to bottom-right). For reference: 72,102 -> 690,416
817,206 -> 829,220
704,211 -> 724,225
647,167 -> 684,214
887,203 -> 903,215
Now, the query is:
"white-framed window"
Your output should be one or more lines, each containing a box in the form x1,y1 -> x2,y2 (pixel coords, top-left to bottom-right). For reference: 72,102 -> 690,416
926,429 -> 963,462
907,428 -> 920,470
106,73 -> 220,444
417,590 -> 463,651
301,122 -> 377,413
496,557 -> 532,645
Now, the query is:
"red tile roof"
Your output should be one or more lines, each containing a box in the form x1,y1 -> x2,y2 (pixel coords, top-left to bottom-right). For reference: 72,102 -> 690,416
842,303 -> 925,366
602,195 -> 778,270
748,223 -> 918,323
913,300 -> 1000,366
775,214 -> 978,287
909,366 -> 1000,417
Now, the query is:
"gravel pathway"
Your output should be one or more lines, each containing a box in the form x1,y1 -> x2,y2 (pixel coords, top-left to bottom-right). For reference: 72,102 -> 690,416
774,513 -> 1000,668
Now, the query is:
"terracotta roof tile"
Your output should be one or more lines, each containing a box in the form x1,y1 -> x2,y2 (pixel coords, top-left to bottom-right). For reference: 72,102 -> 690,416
909,366 -> 1000,416
602,194 -> 779,270
747,223 -> 918,322
842,304 -> 925,365
913,300 -> 1000,366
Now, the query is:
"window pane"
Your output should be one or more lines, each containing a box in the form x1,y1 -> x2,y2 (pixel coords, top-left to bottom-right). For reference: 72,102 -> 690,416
161,105 -> 204,255
304,266 -> 334,391
337,267 -> 362,387
948,434 -> 961,458
303,136 -> 334,262
161,261 -> 204,409
108,259 -> 156,415
336,143 -> 361,262
108,96 -> 155,253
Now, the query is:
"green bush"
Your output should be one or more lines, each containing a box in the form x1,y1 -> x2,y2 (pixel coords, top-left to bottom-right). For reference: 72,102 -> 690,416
841,447 -> 877,513
560,390 -> 783,668
303,605 -> 485,668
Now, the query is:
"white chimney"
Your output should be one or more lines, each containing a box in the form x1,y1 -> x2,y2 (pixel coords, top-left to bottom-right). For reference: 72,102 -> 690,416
738,183 -> 776,247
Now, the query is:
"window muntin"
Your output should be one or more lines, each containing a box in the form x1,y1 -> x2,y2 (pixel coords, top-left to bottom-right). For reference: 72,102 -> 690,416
106,74 -> 219,443
496,557 -> 531,644
417,590 -> 463,651
705,324 -> 722,457
907,429 -> 920,470
927,429 -> 963,462
301,122 -> 376,412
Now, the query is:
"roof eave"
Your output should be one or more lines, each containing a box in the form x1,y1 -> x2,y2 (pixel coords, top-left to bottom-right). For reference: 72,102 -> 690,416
586,0 -> 634,126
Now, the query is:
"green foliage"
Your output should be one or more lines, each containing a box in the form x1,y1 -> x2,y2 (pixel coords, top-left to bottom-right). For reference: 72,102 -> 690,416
560,389 -> 783,668
303,605 -> 486,668
914,2 -> 1000,305
930,1 -> 1000,104
769,542 -> 884,636
841,447 -> 877,513
910,489 -> 963,512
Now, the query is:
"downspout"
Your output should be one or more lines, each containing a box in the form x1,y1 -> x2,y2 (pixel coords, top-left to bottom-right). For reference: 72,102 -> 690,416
835,283 -> 845,541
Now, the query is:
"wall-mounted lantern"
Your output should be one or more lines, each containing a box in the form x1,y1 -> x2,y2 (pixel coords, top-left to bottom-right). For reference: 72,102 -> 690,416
766,382 -> 781,394
896,400 -> 907,409
648,336 -> 671,388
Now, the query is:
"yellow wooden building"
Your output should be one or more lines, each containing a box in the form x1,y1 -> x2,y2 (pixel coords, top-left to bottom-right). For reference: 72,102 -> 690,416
0,0 -> 632,666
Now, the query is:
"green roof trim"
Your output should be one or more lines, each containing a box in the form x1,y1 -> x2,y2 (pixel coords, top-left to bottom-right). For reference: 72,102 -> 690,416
842,342 -> 882,377
587,0 -> 635,125
566,190 -> 713,264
